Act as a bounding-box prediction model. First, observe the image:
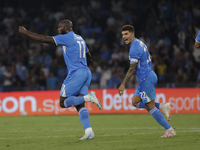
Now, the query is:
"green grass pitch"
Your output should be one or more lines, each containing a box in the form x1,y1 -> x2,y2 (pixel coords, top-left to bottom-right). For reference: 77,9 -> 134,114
0,114 -> 200,150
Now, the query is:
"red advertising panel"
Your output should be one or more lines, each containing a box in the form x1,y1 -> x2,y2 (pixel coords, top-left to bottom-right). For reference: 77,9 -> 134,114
0,88 -> 200,116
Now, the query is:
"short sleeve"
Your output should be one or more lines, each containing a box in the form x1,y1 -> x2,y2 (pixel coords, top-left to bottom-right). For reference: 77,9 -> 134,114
195,30 -> 200,43
53,34 -> 68,46
129,47 -> 142,63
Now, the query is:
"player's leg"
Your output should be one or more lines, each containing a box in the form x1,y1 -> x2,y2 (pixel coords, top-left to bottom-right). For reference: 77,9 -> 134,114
142,71 -> 175,137
59,69 -> 97,140
132,85 -> 160,108
59,96 -> 66,108
145,100 -> 176,138
60,92 -> 102,109
78,69 -> 101,109
75,94 -> 94,140
133,76 -> 171,121
60,69 -> 101,109
59,83 -> 86,108
78,70 -> 96,140
60,94 -> 94,140
133,97 -> 171,121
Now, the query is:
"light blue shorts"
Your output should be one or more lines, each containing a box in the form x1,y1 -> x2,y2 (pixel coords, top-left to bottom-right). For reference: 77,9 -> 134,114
134,71 -> 158,103
60,68 -> 91,97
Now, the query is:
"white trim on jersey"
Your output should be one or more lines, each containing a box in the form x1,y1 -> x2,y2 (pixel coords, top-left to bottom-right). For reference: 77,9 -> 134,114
52,37 -> 58,46
61,84 -> 66,97
130,58 -> 138,63
195,39 -> 200,43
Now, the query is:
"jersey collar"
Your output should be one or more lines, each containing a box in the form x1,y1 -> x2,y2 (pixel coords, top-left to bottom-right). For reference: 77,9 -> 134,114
131,38 -> 137,46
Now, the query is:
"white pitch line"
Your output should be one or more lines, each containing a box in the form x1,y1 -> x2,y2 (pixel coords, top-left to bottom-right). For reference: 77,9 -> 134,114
0,123 -> 75,126
0,127 -> 199,133
0,130 -> 200,140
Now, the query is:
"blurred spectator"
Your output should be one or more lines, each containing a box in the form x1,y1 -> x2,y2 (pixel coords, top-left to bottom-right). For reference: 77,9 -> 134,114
156,59 -> 167,82
0,31 -> 9,50
188,61 -> 198,82
47,72 -> 58,90
100,64 -> 111,88
107,70 -> 121,88
49,58 -> 59,76
100,44 -> 111,63
15,61 -> 27,88
2,65 -> 13,91
43,51 -> 52,68
36,70 -> 47,90
174,67 -> 189,87
41,62 -> 49,78
90,65 -> 100,89
197,70 -> 200,87
28,46 -> 39,69
57,64 -> 68,85
0,0 -> 200,91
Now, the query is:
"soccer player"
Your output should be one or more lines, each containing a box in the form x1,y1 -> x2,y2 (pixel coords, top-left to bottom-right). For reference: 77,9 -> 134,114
195,30 -> 200,48
118,25 -> 176,138
19,19 -> 102,140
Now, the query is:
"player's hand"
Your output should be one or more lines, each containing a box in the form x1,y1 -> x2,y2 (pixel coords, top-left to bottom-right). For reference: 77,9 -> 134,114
118,84 -> 125,96
19,26 -> 27,34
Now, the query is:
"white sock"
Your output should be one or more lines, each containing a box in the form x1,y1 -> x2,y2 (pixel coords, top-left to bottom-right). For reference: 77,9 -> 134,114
85,127 -> 93,134
167,127 -> 173,131
83,95 -> 90,102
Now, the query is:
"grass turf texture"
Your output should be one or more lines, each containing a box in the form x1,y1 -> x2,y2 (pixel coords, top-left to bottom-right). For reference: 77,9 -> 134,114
0,114 -> 199,150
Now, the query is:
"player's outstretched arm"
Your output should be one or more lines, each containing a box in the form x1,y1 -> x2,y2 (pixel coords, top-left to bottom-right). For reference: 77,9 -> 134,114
86,51 -> 92,67
195,30 -> 200,48
19,26 -> 55,45
118,63 -> 137,95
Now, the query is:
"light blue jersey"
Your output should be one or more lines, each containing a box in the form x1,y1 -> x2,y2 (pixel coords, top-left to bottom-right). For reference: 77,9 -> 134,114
129,38 -> 152,82
130,38 -> 158,102
196,30 -> 200,43
53,31 -> 89,75
53,31 -> 91,97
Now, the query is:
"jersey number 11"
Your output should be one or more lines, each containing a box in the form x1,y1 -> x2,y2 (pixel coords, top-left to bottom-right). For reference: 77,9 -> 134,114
77,41 -> 86,58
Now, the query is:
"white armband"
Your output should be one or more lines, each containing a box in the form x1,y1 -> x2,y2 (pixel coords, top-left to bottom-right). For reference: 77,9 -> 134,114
130,58 -> 138,63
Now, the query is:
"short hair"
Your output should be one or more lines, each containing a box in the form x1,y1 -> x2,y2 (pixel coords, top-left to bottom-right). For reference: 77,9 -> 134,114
121,25 -> 135,33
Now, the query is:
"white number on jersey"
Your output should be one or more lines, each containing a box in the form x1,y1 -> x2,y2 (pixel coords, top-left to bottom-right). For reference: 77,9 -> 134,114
77,41 -> 86,58
147,55 -> 151,64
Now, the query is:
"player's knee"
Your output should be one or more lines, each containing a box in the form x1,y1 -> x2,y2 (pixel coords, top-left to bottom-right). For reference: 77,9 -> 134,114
76,103 -> 85,112
145,101 -> 155,111
60,102 -> 65,108
132,100 -> 137,107
59,98 -> 66,108
131,98 -> 138,107
132,95 -> 141,107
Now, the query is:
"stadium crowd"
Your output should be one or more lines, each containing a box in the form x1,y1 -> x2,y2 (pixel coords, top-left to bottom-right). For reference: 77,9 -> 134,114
0,0 -> 200,92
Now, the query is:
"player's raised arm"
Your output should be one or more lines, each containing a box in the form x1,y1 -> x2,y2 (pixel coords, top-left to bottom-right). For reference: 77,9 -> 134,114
19,26 -> 55,45
195,30 -> 200,48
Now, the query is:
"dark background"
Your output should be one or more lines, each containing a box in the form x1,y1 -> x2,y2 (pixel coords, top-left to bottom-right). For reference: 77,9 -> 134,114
0,0 -> 200,92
